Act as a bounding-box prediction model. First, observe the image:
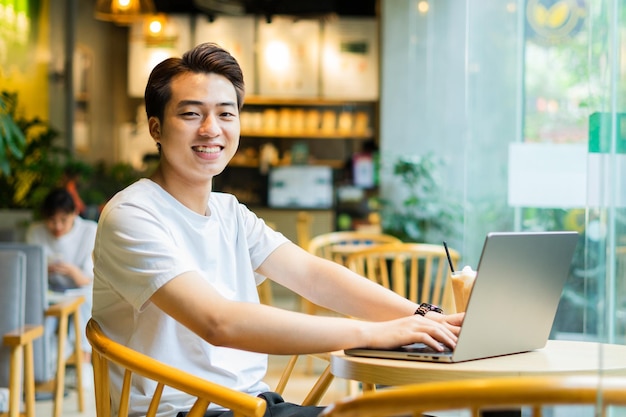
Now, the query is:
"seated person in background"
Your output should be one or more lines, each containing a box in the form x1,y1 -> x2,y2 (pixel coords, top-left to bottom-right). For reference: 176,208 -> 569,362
26,187 -> 97,362
92,42 -> 464,417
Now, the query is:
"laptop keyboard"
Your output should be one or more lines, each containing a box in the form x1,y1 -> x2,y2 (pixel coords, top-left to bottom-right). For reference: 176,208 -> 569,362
400,343 -> 453,354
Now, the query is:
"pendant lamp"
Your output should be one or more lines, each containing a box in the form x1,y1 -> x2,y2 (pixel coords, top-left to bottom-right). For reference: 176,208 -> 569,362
94,0 -> 157,25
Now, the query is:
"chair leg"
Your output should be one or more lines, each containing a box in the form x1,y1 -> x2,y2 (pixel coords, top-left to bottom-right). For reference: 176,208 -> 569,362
301,364 -> 334,406
274,355 -> 299,395
53,314 -> 68,417
23,342 -> 36,417
8,345 -> 21,417
72,311 -> 85,412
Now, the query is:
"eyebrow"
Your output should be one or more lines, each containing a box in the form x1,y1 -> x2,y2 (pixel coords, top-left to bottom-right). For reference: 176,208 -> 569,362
177,99 -> 237,108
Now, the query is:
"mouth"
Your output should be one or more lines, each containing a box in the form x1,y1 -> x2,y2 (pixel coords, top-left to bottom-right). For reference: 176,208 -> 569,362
192,145 -> 223,154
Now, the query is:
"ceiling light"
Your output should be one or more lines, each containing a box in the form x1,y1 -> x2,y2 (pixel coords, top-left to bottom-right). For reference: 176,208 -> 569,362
143,14 -> 178,46
94,0 -> 156,25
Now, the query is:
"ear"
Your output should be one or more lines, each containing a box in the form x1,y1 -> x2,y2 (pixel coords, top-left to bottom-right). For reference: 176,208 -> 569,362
148,117 -> 161,141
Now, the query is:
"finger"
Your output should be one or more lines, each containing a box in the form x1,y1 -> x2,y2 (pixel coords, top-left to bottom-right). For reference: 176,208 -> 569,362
446,312 -> 465,326
412,318 -> 458,349
414,314 -> 457,336
420,328 -> 456,351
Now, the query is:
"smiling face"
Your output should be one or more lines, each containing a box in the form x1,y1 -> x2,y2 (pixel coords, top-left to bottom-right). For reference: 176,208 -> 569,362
149,71 -> 241,190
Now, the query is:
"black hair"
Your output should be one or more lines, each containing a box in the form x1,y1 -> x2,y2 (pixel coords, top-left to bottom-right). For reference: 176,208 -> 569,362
41,188 -> 76,219
144,42 -> 245,123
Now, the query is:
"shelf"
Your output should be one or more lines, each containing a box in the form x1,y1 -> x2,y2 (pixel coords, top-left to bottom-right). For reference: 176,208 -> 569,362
241,96 -> 377,142
240,130 -> 373,140
244,96 -> 377,107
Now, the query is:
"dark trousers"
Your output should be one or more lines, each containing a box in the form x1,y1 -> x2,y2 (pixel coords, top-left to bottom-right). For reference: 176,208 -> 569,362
177,391 -> 522,417
177,392 -> 324,417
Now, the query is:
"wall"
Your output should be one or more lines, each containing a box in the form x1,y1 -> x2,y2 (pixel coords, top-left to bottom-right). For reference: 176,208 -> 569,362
75,0 -> 132,164
0,0 -> 50,121
46,0 -> 134,164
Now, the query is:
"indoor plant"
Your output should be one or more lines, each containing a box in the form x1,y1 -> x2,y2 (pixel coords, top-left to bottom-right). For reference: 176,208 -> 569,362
380,152 -> 461,243
0,91 -> 26,176
0,90 -> 99,212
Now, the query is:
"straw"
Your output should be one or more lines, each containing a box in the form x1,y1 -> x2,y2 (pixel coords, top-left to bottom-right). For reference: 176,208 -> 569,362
443,241 -> 455,273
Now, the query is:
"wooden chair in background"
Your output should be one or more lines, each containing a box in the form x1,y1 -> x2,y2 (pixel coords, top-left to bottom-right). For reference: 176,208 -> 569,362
345,242 -> 460,313
257,221 -> 278,306
307,231 -> 402,268
287,231 -> 401,382
304,231 -> 402,316
86,319 -> 267,417
0,250 -> 44,417
296,211 -> 313,249
0,243 -> 85,417
320,375 -> 626,417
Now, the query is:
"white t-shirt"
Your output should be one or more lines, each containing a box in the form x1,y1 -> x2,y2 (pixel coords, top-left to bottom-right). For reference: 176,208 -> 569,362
92,179 -> 289,417
26,215 -> 98,290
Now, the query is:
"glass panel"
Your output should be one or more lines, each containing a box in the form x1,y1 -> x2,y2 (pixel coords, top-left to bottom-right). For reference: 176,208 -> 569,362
381,0 -> 626,408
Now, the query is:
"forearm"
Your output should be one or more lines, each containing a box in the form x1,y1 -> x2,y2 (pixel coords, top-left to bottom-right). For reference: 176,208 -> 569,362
151,274 -> 369,354
299,259 -> 417,321
151,270 -> 460,354
68,265 -> 92,286
50,262 -> 93,287
206,301 -> 371,354
260,244 -> 418,321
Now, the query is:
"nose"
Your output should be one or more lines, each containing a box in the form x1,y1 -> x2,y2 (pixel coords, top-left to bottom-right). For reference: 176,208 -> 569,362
199,114 -> 221,137
51,223 -> 64,236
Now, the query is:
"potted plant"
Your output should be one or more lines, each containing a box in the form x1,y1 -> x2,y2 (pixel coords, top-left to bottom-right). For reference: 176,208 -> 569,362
0,90 -> 75,210
0,91 -> 26,176
380,152 -> 461,243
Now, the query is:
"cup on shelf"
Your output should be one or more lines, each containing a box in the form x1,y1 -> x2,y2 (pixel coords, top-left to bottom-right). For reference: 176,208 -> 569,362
354,111 -> 370,136
337,111 -> 354,135
278,108 -> 292,134
321,110 -> 337,135
305,109 -> 321,133
263,108 -> 278,134
291,108 -> 305,134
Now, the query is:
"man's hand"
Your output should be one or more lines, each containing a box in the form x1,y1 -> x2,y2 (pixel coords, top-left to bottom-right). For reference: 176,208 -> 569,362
425,311 -> 464,336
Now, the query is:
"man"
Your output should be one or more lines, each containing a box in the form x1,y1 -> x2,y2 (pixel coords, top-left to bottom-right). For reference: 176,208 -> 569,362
27,187 -> 97,362
92,42 -> 463,417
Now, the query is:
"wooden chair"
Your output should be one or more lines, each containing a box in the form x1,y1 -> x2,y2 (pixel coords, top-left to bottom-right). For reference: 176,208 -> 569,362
284,232 -> 401,388
0,250 -> 44,417
305,231 -> 402,316
296,211 -> 313,249
307,231 -> 402,268
257,221 -> 278,306
273,353 -> 334,406
345,242 -> 460,313
0,243 -> 85,417
320,375 -> 626,417
86,319 -> 266,417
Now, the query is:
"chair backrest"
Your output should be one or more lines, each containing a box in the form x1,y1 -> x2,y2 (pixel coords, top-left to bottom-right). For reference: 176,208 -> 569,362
320,375 -> 626,417
85,319 -> 267,417
0,243 -> 53,382
295,211 -> 313,248
307,231 -> 402,266
0,250 -> 26,387
345,242 -> 460,311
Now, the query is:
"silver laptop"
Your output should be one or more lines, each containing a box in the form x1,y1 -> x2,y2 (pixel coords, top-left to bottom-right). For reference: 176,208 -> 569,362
344,231 -> 579,363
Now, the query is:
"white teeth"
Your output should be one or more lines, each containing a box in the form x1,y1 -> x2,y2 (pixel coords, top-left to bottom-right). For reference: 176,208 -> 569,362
194,145 -> 220,154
